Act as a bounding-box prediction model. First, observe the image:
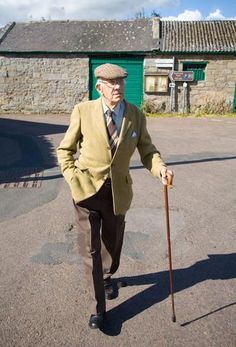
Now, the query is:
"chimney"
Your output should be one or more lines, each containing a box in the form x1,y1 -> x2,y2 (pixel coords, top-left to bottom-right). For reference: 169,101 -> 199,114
152,17 -> 160,40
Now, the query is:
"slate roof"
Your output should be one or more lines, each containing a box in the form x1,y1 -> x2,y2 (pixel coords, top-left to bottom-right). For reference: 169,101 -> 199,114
0,20 -> 156,53
0,19 -> 235,53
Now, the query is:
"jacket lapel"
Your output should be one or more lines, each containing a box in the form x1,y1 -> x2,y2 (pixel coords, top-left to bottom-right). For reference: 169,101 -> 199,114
92,98 -> 110,146
117,101 -> 132,146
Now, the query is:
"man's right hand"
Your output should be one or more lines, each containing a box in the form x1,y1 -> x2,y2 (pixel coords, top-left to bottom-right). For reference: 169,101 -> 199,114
160,168 -> 174,186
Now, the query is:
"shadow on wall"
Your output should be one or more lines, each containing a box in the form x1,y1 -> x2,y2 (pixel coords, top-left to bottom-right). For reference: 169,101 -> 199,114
0,117 -> 67,184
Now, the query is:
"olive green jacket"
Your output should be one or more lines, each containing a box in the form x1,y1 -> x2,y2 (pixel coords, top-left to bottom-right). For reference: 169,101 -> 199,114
57,98 -> 166,215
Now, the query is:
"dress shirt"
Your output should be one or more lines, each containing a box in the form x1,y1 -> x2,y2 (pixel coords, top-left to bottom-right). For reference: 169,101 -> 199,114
102,100 -> 125,136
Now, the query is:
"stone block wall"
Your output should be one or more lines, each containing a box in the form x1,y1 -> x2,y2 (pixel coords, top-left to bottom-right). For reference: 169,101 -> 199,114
0,53 -> 235,114
144,54 -> 236,113
0,55 -> 89,114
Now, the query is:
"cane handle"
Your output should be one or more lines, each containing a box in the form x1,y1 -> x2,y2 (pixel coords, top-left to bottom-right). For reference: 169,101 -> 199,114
167,174 -> 173,187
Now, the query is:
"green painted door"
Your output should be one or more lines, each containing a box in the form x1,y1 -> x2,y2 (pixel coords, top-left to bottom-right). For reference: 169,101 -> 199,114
90,58 -> 143,108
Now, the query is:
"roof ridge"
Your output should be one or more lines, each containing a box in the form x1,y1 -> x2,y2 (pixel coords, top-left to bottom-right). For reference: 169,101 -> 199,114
15,19 -> 150,25
162,19 -> 236,23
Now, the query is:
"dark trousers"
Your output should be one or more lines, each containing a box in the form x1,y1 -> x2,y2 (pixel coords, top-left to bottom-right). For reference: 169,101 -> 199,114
73,180 -> 125,314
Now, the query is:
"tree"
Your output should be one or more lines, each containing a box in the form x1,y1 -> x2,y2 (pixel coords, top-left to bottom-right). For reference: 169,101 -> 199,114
135,9 -> 161,19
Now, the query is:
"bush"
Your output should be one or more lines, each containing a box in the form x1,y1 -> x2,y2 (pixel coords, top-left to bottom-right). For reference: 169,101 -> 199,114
141,99 -> 166,114
195,98 -> 233,115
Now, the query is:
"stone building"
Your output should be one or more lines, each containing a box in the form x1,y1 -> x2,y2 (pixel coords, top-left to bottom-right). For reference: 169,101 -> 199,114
0,18 -> 235,114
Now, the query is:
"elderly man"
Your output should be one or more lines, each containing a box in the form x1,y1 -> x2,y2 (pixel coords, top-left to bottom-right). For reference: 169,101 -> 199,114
57,63 -> 173,329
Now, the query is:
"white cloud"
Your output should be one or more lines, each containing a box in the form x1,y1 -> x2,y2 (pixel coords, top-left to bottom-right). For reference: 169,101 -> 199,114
0,1 -> 235,27
0,0 -> 180,26
206,9 -> 225,20
162,8 -> 236,21
163,9 -> 203,21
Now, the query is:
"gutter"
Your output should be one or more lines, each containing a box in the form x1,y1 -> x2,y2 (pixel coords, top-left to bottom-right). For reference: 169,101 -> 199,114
0,50 -> 234,57
0,50 -> 234,55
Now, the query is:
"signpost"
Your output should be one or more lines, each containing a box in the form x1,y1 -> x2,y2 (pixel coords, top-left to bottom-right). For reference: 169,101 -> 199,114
156,58 -> 174,68
183,82 -> 188,113
169,71 -> 194,113
169,71 -> 194,82
169,82 -> 175,112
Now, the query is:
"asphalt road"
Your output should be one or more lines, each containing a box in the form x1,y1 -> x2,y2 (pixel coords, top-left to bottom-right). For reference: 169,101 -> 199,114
0,114 -> 235,347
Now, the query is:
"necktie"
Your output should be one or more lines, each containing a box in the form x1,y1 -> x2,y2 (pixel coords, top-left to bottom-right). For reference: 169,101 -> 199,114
106,109 -> 118,156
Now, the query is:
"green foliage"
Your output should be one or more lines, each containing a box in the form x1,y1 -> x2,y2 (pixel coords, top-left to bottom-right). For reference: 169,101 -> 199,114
195,98 -> 233,115
135,9 -> 161,19
141,99 -> 166,114
141,97 -> 235,118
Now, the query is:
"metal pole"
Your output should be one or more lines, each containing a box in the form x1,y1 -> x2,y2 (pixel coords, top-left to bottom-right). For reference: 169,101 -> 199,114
183,82 -> 187,113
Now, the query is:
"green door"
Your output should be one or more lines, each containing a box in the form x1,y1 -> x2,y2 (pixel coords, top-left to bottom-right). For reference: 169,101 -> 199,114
90,58 -> 143,108
234,83 -> 236,113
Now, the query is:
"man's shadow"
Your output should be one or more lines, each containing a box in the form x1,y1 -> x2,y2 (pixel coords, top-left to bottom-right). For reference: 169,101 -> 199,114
101,253 -> 236,335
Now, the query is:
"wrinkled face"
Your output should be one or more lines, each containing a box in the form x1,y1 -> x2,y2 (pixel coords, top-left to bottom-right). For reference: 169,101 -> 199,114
96,78 -> 125,108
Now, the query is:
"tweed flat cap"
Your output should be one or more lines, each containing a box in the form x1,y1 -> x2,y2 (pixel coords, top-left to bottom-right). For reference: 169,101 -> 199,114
94,63 -> 128,80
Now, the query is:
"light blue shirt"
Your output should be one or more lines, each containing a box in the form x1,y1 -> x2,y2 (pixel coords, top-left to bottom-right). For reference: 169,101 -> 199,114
102,100 -> 125,136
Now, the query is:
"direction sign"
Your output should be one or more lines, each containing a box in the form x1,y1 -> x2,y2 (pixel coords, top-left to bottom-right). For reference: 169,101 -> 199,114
156,58 -> 174,68
169,71 -> 194,82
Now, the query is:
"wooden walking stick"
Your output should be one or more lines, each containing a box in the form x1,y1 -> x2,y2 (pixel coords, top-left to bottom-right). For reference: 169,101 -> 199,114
163,175 -> 176,322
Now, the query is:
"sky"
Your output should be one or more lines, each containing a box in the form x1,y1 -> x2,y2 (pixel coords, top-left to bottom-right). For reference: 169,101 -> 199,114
0,0 -> 236,28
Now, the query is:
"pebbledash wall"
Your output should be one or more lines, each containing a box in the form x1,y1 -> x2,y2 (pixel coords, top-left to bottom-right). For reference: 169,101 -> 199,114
144,55 -> 236,113
0,54 -> 235,113
0,55 -> 89,114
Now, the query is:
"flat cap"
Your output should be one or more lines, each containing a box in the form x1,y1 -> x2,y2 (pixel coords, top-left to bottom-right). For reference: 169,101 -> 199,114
94,63 -> 128,80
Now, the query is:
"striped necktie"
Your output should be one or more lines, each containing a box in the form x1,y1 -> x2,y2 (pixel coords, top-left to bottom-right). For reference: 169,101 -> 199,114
106,109 -> 119,156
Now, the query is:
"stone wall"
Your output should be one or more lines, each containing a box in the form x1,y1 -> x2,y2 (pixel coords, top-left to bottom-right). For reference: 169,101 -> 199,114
0,53 -> 235,114
144,54 -> 236,113
0,55 -> 89,114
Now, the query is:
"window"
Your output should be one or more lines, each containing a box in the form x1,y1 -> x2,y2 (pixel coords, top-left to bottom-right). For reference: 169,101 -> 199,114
182,62 -> 208,81
145,75 -> 169,93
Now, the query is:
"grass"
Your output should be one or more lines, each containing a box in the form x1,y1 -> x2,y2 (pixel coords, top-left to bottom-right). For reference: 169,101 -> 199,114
145,112 -> 236,118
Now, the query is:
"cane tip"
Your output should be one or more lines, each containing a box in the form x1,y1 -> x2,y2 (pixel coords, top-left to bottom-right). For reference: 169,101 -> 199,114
172,315 -> 176,322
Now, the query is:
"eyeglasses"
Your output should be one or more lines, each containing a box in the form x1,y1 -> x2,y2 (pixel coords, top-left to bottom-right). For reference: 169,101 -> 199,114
98,79 -> 125,88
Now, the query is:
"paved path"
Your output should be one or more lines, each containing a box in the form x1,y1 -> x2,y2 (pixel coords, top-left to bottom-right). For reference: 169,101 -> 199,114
0,114 -> 235,347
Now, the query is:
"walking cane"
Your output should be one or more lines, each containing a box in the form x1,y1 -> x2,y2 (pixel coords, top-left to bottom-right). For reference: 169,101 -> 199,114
163,174 -> 176,322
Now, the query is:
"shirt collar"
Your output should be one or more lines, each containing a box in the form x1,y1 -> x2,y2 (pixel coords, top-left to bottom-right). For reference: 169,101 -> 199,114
102,99 -> 123,116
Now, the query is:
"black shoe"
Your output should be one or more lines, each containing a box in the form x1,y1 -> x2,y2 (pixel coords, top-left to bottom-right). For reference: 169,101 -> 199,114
117,279 -> 127,288
88,313 -> 105,329
104,278 -> 117,300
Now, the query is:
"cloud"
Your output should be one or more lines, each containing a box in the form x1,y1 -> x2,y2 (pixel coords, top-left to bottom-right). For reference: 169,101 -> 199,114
162,8 -> 236,21
0,1 -> 235,27
163,9 -> 203,21
0,0 -> 179,26
205,8 -> 236,20
206,9 -> 225,20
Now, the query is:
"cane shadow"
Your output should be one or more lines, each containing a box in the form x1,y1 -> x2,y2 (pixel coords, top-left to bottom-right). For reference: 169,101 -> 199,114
101,252 -> 236,336
130,154 -> 236,171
